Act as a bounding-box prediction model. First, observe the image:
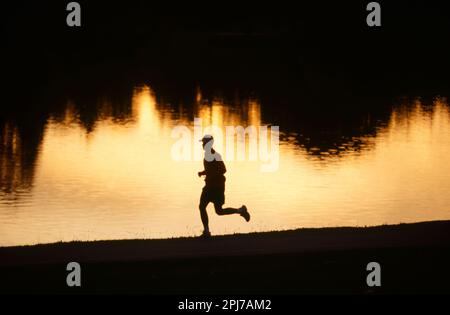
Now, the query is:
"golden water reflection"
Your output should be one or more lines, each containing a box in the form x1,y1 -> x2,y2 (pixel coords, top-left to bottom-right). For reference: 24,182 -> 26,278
1,87 -> 450,246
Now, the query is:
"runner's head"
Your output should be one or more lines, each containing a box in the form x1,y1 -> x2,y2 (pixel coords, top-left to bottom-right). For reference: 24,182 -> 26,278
199,134 -> 214,149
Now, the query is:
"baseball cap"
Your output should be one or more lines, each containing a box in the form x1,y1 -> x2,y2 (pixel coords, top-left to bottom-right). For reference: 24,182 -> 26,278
199,134 -> 214,143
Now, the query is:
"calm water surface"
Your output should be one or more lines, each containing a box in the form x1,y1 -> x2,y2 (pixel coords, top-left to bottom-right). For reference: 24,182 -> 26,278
1,86 -> 450,246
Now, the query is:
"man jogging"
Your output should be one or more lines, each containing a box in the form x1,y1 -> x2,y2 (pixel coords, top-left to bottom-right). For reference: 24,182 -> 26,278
197,134 -> 250,237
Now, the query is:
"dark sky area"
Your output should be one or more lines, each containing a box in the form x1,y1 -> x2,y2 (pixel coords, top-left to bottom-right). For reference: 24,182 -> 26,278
1,1 -> 450,106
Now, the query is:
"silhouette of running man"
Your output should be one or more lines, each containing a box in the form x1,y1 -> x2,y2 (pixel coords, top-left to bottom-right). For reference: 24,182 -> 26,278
198,134 -> 250,237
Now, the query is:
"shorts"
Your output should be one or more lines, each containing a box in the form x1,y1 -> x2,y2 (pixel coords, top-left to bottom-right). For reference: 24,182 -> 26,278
200,184 -> 225,206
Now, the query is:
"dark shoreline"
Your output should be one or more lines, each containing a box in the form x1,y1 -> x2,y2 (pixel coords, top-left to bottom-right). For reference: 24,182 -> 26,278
1,220 -> 450,294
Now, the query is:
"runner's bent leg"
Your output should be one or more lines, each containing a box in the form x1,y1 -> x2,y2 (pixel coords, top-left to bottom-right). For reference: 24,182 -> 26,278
214,203 -> 241,215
